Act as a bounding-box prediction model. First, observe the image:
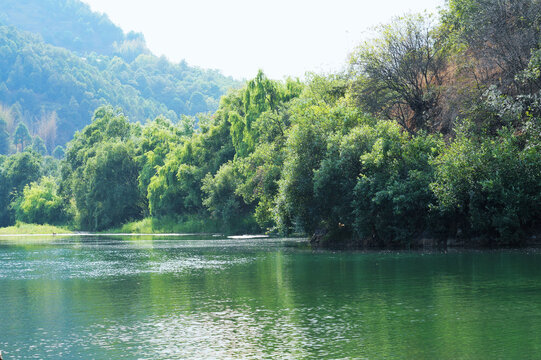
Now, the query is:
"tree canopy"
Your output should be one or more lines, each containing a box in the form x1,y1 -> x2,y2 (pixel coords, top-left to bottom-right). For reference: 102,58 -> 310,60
0,0 -> 540,248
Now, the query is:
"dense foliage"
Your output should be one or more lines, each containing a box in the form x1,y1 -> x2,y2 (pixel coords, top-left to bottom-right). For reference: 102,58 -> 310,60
1,0 -> 540,247
0,0 -> 240,149
13,176 -> 67,225
0,0 -> 126,56
0,25 -> 239,147
0,151 -> 46,226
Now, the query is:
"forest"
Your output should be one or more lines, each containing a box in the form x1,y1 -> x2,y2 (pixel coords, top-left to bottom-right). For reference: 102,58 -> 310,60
0,0 -> 126,55
0,0 -> 239,146
1,0 -> 541,247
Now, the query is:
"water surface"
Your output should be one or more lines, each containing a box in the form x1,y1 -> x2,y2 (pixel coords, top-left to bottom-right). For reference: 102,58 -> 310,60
1,235 -> 541,359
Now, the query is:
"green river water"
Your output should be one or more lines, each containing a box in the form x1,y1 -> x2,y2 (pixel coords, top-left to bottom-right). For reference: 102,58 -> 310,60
1,235 -> 541,359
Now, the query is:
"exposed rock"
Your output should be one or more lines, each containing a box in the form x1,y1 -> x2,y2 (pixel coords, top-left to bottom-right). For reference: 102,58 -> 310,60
310,228 -> 327,245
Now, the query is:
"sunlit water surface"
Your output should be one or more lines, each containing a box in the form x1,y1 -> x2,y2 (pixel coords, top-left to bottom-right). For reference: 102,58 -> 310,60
1,235 -> 541,359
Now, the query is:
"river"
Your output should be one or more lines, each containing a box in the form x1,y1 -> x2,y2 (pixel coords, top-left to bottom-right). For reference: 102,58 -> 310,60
1,235 -> 540,359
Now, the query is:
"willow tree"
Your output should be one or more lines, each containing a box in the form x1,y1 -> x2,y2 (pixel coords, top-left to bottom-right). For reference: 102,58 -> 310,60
230,70 -> 284,157
61,106 -> 143,230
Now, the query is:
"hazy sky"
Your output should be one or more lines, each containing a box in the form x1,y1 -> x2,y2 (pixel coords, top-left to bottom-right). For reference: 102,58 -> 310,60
82,0 -> 444,80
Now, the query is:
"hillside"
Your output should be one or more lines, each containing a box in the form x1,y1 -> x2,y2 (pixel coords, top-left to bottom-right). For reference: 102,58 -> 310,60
0,0 -> 240,148
0,0 -> 130,56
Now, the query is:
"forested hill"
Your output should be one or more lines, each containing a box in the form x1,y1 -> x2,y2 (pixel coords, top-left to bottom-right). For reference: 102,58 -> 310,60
0,0 -> 136,57
0,0 -> 240,148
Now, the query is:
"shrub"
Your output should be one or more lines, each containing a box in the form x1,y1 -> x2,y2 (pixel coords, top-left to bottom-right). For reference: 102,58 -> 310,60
13,176 -> 68,225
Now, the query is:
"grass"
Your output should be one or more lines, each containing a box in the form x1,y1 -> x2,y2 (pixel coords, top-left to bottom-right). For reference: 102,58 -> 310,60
0,222 -> 73,235
106,214 -> 261,235
106,216 -> 223,234
0,215 -> 261,236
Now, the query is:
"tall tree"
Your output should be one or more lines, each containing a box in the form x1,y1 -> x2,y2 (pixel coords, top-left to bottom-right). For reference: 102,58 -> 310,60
31,136 -> 47,155
61,106 -> 144,230
37,112 -> 57,154
0,118 -> 10,155
74,141 -> 142,230
349,14 -> 447,133
13,122 -> 31,151
0,104 -> 14,134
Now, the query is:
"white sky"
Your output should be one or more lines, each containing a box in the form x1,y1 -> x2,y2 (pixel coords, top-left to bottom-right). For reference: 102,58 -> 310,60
82,0 -> 445,80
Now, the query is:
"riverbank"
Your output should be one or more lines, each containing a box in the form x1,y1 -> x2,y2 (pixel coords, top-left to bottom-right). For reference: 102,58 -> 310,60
310,227 -> 541,250
2,220 -> 539,250
0,214 -> 260,237
104,215 -> 260,235
0,222 -> 72,235
105,217 -> 219,234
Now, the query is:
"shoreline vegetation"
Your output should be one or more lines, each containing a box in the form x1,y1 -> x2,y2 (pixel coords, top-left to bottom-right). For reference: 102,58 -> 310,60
0,222 -> 72,235
1,0 -> 540,249
0,215 -> 539,250
1,219 -> 540,251
103,216 -> 237,235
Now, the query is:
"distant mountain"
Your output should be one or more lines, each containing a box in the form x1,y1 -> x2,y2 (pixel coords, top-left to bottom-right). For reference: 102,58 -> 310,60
0,0 -> 130,56
0,0 -> 240,149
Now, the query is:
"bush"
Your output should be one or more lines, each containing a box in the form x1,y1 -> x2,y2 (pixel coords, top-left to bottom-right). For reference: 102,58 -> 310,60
352,122 -> 443,246
312,125 -> 379,239
13,176 -> 68,225
201,161 -> 258,233
431,124 -> 541,243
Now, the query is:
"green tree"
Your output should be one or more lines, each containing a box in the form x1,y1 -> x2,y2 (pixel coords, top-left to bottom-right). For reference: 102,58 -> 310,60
31,136 -> 47,155
61,106 -> 143,230
274,121 -> 327,234
13,176 -> 67,225
0,151 -> 42,226
352,122 -> 443,246
201,161 -> 255,232
147,159 -> 204,217
312,124 -> 378,241
431,123 -> 541,243
0,118 -> 9,154
13,122 -> 31,151
136,116 -> 186,214
147,112 -> 235,218
73,141 -> 142,230
227,71 -> 300,157
235,143 -> 284,230
53,145 -> 65,159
